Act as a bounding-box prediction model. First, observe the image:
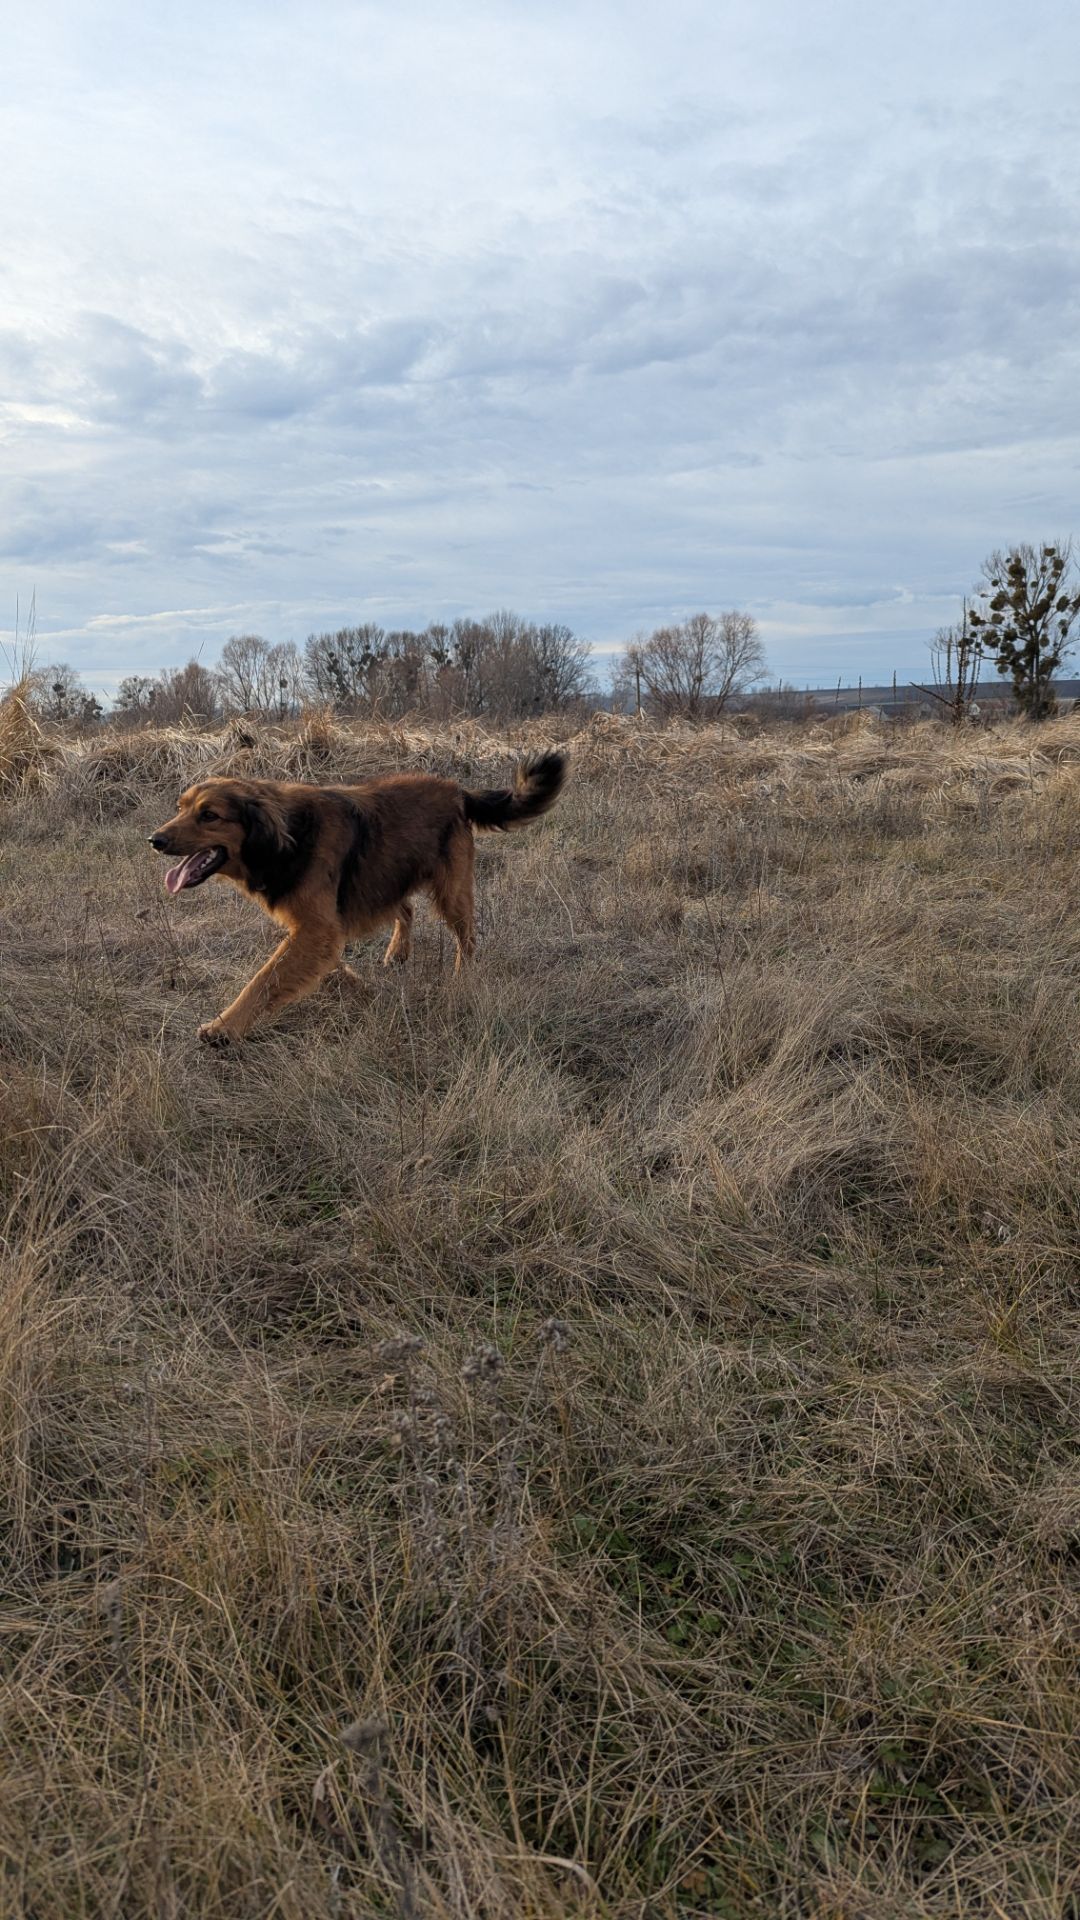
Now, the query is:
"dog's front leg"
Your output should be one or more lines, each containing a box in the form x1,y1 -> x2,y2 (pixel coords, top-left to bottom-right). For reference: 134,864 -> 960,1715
199,927 -> 346,1045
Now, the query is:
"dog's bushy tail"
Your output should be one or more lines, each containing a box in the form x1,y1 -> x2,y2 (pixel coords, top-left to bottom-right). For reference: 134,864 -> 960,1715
463,751 -> 566,831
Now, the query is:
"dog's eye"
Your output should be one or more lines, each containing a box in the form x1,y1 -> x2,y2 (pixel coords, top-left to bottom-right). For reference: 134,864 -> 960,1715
200,808 -> 220,823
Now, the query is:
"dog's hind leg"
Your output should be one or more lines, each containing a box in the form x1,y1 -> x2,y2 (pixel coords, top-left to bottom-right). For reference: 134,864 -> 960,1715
199,924 -> 346,1044
383,901 -> 414,966
429,829 -> 475,971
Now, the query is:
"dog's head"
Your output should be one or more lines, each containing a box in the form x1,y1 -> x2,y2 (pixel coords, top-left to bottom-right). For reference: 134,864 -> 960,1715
149,780 -> 293,895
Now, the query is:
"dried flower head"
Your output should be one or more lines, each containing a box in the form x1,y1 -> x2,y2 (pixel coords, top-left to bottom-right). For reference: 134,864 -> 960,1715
378,1335 -> 424,1367
342,1716 -> 388,1755
539,1317 -> 570,1353
95,1578 -> 124,1625
462,1344 -> 504,1384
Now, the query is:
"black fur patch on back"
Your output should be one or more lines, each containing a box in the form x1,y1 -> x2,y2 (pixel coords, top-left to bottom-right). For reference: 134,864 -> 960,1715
240,798 -> 318,905
335,800 -> 370,918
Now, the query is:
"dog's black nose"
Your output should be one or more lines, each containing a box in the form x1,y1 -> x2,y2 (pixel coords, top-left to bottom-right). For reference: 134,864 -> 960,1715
148,833 -> 169,851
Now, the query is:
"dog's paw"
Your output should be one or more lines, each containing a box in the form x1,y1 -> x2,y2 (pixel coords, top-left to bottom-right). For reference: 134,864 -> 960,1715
198,1020 -> 233,1049
327,963 -> 366,997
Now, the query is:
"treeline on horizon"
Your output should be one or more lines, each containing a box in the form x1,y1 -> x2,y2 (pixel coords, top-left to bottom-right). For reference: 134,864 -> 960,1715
15,539 -> 1080,730
23,606 -> 769,728
27,614 -> 590,728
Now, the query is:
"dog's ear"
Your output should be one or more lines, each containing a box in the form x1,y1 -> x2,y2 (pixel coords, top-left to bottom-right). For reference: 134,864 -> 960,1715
236,791 -> 291,890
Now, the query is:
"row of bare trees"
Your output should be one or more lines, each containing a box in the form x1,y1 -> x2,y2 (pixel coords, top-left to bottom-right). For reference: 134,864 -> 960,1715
300,615 -> 594,717
94,614 -> 596,726
28,604 -> 768,729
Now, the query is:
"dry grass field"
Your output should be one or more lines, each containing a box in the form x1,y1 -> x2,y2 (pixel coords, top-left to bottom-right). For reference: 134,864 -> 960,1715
3,700 -> 1080,1919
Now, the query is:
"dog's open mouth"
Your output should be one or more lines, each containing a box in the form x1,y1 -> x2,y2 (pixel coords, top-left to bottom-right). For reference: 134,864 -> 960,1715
164,846 -> 227,894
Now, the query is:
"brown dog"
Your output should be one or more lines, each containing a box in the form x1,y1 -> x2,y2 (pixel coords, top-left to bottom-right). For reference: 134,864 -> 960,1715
149,753 -> 565,1044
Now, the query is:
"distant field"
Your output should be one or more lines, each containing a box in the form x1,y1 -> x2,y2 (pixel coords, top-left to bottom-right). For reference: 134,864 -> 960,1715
3,705 -> 1080,1919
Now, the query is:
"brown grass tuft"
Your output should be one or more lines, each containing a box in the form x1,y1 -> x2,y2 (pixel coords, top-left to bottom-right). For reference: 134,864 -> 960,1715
0,673 -> 59,793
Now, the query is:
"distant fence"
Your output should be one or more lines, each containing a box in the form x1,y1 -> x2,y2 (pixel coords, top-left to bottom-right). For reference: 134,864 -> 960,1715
740,677 -> 1080,720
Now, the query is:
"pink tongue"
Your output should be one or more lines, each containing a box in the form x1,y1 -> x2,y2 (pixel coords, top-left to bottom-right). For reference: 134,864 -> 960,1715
165,853 -> 201,895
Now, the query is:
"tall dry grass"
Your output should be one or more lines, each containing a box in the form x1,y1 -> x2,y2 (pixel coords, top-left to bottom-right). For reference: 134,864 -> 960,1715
2,708 -> 1080,1917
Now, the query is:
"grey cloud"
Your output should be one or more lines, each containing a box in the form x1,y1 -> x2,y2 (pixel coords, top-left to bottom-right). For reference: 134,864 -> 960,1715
206,319 -> 438,420
0,508 -> 111,564
792,586 -> 925,612
205,352 -> 319,422
0,472 -> 154,564
76,314 -> 202,424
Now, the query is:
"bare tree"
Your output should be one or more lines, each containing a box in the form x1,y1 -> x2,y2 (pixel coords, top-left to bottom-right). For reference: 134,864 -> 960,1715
451,614 -> 594,718
217,633 -> 273,713
621,611 -> 767,719
268,640 -> 304,717
303,626 -> 385,707
610,632 -> 649,715
218,634 -> 304,716
29,663 -> 101,727
449,618 -> 490,713
113,674 -> 157,723
466,617 -> 523,715
527,623 -> 595,710
378,629 -> 435,713
921,602 -> 982,725
151,660 -> 220,725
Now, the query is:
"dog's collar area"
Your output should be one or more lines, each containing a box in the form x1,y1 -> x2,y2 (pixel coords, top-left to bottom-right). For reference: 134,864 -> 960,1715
164,846 -> 228,894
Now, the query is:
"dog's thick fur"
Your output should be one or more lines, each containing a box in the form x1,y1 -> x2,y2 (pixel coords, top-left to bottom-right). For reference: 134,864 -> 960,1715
149,752 -> 565,1044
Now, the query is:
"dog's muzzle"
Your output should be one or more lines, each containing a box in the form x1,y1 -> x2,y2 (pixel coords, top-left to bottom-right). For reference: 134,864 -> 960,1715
151,843 -> 229,894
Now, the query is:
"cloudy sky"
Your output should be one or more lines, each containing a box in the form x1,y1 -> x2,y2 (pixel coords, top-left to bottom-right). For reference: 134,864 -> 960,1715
2,0 -> 1078,695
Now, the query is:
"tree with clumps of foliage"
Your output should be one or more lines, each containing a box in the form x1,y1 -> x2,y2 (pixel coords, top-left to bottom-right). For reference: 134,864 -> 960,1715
969,543 -> 1080,720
